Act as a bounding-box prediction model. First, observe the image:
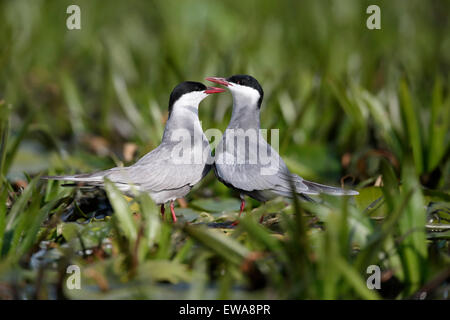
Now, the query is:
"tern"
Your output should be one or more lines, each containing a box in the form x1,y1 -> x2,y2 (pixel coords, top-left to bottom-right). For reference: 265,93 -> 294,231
206,74 -> 358,220
43,81 -> 225,222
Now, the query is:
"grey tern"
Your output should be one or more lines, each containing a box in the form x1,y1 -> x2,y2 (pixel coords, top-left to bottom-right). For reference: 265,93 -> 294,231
206,74 -> 358,221
43,81 -> 225,222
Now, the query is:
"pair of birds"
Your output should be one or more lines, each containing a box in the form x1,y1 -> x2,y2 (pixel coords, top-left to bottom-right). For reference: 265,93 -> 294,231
44,75 -> 358,223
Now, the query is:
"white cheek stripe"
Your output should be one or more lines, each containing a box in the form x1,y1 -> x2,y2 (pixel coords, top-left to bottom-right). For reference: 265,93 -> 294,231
172,91 -> 208,110
230,84 -> 260,106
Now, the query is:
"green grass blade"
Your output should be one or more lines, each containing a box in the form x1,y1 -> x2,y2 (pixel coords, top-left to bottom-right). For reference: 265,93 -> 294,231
155,222 -> 173,260
0,102 -> 11,178
360,89 -> 402,158
0,186 -> 8,253
61,73 -> 86,136
104,179 -> 137,242
5,176 -> 39,230
3,112 -> 34,175
173,238 -> 194,263
397,159 -> 428,294
18,196 -> 64,257
399,81 -> 424,175
137,192 -> 161,248
113,74 -> 149,143
328,79 -> 365,127
240,215 -> 287,262
428,78 -> 449,171
184,224 -> 250,266
8,192 -> 42,260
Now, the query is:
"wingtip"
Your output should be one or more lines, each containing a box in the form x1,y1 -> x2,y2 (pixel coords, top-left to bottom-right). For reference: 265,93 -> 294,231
40,175 -> 74,181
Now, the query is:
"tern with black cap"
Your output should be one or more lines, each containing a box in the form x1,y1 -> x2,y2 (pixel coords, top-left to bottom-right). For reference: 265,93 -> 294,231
43,81 -> 225,222
207,74 -> 358,221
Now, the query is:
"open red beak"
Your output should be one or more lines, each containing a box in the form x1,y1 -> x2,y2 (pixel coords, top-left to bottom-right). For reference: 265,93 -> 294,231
204,86 -> 226,94
206,77 -> 231,87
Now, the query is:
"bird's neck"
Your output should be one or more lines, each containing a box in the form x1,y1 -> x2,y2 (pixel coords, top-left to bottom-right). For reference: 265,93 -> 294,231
228,100 -> 261,130
161,104 -> 203,142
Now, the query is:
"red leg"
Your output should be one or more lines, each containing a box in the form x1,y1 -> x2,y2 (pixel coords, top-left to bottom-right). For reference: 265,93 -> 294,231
238,198 -> 245,218
170,201 -> 177,223
232,198 -> 245,226
160,204 -> 165,220
259,201 -> 266,224
259,214 -> 265,224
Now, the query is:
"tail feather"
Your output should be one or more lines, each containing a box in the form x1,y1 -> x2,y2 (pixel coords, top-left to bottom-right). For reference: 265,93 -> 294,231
277,172 -> 358,196
41,171 -> 107,184
302,180 -> 358,196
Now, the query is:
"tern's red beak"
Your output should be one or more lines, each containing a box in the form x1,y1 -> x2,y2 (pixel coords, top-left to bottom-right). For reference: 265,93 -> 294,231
206,77 -> 231,87
204,86 -> 226,94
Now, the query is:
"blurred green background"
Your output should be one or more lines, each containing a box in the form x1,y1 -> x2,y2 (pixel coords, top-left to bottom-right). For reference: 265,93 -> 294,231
0,0 -> 449,300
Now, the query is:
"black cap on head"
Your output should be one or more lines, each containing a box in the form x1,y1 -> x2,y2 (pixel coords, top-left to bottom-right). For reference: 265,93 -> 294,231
227,74 -> 264,108
168,81 -> 207,114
